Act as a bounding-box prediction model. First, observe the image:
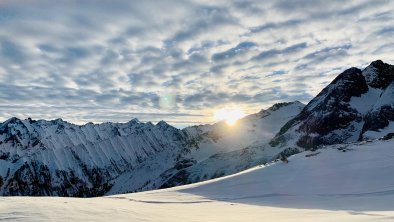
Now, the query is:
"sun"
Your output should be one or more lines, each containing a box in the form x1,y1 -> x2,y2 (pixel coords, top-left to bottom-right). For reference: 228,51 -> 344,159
214,107 -> 245,126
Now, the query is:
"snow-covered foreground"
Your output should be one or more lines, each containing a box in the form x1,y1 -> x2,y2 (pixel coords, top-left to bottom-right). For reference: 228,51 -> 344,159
1,140 -> 394,221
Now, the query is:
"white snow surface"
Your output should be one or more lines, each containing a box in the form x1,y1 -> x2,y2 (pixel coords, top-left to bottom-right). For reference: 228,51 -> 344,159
371,82 -> 394,109
1,139 -> 393,221
349,87 -> 382,114
364,122 -> 394,139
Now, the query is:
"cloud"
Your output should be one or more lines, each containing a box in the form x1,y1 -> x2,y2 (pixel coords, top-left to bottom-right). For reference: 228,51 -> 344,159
0,39 -> 27,63
0,0 -> 393,127
299,44 -> 352,66
375,27 -> 394,36
246,19 -> 303,35
252,42 -> 307,61
164,6 -> 238,47
212,41 -> 257,62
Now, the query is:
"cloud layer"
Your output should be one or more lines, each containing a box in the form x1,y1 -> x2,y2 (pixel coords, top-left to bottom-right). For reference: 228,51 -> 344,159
0,0 -> 393,126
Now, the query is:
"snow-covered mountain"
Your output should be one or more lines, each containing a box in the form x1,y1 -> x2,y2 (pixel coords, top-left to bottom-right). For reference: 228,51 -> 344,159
0,101 -> 304,196
270,60 -> 394,149
109,101 -> 304,194
1,60 -> 392,197
1,138 -> 393,221
0,117 -> 187,196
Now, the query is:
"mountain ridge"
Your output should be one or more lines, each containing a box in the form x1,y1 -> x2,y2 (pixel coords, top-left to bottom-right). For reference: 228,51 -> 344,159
0,60 -> 393,197
270,60 -> 394,148
0,101 -> 304,196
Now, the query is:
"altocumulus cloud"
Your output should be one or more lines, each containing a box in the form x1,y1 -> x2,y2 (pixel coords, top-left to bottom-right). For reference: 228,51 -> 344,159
0,0 -> 393,126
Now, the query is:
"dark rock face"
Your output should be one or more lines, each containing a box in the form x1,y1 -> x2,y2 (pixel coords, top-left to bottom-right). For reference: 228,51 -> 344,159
5,162 -> 52,196
1,160 -> 114,197
160,170 -> 190,189
364,60 -> 394,89
0,118 -> 37,148
363,105 -> 394,133
300,70 -> 367,132
268,101 -> 301,112
382,133 -> 394,140
271,60 -> 394,149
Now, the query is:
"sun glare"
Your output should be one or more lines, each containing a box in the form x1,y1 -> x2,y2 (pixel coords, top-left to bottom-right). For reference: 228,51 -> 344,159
214,108 -> 245,126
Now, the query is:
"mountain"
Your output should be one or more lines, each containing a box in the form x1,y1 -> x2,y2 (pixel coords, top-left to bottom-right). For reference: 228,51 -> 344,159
1,138 -> 393,221
0,102 -> 304,197
270,60 -> 394,149
1,60 -> 393,197
0,117 -> 187,196
108,101 -> 304,193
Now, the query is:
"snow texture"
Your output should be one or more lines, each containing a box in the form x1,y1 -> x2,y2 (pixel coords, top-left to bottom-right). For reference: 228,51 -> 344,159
0,102 -> 304,196
0,139 -> 393,221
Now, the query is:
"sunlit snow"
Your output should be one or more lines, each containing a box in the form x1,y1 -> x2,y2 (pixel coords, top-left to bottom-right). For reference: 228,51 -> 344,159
1,139 -> 393,221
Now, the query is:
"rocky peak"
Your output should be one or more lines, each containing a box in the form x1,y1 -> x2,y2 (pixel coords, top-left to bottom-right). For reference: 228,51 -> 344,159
270,60 -> 394,149
0,117 -> 37,148
26,117 -> 37,124
267,101 -> 303,112
306,67 -> 368,113
50,118 -> 67,126
0,117 -> 24,133
156,120 -> 172,130
332,67 -> 362,83
363,60 -> 394,89
127,118 -> 140,125
1,117 -> 21,126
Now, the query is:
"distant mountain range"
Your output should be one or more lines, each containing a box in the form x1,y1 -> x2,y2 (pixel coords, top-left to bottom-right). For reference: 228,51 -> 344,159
0,60 -> 393,197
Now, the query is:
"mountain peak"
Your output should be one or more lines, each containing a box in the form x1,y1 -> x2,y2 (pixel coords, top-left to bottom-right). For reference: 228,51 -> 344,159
331,67 -> 362,84
5,117 -> 21,123
271,60 -> 394,149
267,101 -> 304,112
26,117 -> 37,124
1,117 -> 22,128
127,118 -> 140,125
156,120 -> 170,128
48,118 -> 72,126
370,59 -> 384,66
51,118 -> 65,123
363,60 -> 394,89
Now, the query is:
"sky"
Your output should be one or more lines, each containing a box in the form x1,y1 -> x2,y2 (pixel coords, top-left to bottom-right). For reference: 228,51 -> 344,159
0,0 -> 393,127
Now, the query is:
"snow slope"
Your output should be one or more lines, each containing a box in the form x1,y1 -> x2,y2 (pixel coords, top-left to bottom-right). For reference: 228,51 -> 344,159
1,139 -> 393,221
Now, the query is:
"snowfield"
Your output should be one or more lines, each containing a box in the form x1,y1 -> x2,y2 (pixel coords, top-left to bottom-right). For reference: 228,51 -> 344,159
1,139 -> 394,221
